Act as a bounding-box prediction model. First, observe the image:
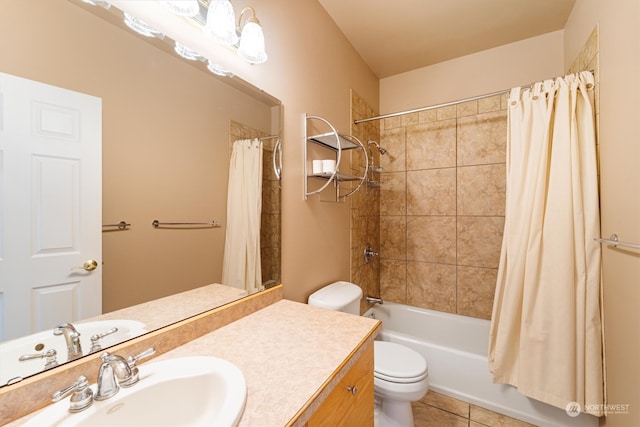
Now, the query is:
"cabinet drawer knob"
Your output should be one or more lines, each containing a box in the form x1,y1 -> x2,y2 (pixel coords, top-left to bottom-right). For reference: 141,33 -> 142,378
347,385 -> 358,395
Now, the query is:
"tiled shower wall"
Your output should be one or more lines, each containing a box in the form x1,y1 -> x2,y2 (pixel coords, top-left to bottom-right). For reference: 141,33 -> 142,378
377,97 -> 508,320
230,121 -> 282,287
350,91 -> 381,314
350,27 -> 599,322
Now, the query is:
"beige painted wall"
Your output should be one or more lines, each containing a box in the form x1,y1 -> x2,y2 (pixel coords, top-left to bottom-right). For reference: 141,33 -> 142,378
223,0 -> 380,303
564,1 -> 640,426
0,1 -> 274,311
380,30 -> 565,114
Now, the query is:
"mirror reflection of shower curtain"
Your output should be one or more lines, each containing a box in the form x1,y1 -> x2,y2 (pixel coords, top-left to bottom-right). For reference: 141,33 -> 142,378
488,71 -> 604,415
222,138 -> 263,294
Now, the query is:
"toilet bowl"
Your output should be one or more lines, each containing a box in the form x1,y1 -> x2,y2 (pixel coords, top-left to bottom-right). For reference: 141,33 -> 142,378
307,282 -> 429,427
373,341 -> 429,427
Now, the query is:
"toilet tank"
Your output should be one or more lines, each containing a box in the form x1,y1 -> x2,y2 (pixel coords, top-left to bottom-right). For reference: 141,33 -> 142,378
308,281 -> 363,315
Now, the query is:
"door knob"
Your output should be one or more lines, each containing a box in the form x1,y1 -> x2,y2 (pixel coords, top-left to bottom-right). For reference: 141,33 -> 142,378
72,260 -> 98,272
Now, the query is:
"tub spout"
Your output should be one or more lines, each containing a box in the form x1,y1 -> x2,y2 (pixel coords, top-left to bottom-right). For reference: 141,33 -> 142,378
366,296 -> 383,305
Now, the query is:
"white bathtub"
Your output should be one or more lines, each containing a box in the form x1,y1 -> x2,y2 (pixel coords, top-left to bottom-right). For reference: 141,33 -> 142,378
364,302 -> 598,427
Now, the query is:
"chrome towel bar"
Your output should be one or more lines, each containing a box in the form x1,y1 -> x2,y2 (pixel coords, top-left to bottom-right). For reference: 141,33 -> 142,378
151,220 -> 220,228
594,234 -> 640,250
102,221 -> 130,230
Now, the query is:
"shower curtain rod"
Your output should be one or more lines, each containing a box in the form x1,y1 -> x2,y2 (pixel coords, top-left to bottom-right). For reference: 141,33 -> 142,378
354,90 -> 509,124
354,70 -> 595,125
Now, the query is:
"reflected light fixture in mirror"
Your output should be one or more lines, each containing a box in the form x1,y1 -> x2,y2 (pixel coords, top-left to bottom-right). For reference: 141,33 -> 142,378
175,41 -> 205,61
162,0 -> 200,17
124,12 -> 165,39
81,0 -> 111,9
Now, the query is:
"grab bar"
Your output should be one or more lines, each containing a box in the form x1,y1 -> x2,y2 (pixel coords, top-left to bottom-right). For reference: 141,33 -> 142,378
102,221 -> 130,230
594,234 -> 640,250
151,220 -> 220,228
272,138 -> 282,180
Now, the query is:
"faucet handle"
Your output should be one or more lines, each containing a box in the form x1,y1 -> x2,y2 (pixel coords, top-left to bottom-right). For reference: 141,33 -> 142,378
122,347 -> 156,387
52,375 -> 93,413
89,327 -> 118,353
18,349 -> 59,370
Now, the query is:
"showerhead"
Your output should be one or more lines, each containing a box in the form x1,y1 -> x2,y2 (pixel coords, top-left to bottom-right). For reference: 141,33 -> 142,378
368,140 -> 387,155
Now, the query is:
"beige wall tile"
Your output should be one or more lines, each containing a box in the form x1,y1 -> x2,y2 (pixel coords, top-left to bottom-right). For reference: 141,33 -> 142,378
457,100 -> 478,117
457,216 -> 505,268
457,266 -> 498,319
457,111 -> 507,166
419,108 -> 438,123
407,119 -> 457,170
402,112 -> 419,127
380,215 -> 407,259
407,261 -> 456,312
437,105 -> 457,120
376,103 -> 508,321
380,172 -> 406,215
478,95 -> 503,113
383,115 -> 403,130
407,216 -> 457,264
457,164 -> 506,216
380,259 -> 407,303
408,168 -> 456,215
380,128 -> 406,172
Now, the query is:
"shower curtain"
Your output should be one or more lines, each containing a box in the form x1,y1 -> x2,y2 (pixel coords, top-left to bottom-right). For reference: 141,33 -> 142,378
222,138 -> 263,294
488,71 -> 605,416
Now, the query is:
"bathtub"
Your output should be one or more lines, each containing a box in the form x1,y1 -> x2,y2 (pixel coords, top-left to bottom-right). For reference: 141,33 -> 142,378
364,302 -> 598,427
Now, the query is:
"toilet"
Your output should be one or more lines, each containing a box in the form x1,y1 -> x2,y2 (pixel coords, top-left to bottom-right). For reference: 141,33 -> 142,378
308,281 -> 429,427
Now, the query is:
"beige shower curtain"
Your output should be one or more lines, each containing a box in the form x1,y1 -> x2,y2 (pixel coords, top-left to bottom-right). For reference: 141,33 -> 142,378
488,71 -> 605,416
222,138 -> 263,294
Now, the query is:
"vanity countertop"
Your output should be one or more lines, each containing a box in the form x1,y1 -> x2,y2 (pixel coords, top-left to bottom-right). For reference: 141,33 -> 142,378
10,299 -> 380,426
83,283 -> 248,331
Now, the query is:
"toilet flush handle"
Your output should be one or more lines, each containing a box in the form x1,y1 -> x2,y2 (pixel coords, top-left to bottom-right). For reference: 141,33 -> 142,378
347,385 -> 358,395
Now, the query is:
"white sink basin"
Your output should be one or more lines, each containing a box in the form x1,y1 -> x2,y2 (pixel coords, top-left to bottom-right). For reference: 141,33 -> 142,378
23,356 -> 247,427
0,320 -> 146,385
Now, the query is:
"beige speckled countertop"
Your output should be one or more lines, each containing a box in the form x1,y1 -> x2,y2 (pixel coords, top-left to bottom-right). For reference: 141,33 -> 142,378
10,299 -> 380,426
153,300 -> 380,426
84,283 -> 248,331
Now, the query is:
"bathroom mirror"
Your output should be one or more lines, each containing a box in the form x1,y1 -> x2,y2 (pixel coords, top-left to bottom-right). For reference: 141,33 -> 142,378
0,0 -> 281,386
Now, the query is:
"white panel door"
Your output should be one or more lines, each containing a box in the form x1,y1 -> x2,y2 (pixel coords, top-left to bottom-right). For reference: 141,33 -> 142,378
0,73 -> 102,341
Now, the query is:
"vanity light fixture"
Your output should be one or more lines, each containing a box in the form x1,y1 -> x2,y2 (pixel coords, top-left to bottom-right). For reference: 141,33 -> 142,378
236,7 -> 267,64
161,0 -> 200,17
204,1 -> 268,64
123,12 -> 165,39
204,0 -> 239,46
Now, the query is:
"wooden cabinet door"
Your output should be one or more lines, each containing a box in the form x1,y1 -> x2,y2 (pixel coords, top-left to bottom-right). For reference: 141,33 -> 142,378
307,342 -> 374,427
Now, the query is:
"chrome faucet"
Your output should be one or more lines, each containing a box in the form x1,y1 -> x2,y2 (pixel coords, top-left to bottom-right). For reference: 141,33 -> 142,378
95,352 -> 132,401
366,296 -> 384,305
95,348 -> 155,401
53,323 -> 83,361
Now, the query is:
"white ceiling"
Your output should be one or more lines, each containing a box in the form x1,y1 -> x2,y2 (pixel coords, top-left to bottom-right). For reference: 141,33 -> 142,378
318,0 -> 576,78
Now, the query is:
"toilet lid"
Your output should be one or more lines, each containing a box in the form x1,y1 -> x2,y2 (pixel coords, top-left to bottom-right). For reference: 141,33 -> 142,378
374,341 -> 428,383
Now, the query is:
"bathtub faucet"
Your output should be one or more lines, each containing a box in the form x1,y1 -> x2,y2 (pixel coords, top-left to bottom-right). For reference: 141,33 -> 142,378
366,296 -> 383,305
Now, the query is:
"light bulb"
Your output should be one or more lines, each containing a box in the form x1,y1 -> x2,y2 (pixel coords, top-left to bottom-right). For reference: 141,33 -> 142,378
204,0 -> 238,46
237,21 -> 267,64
